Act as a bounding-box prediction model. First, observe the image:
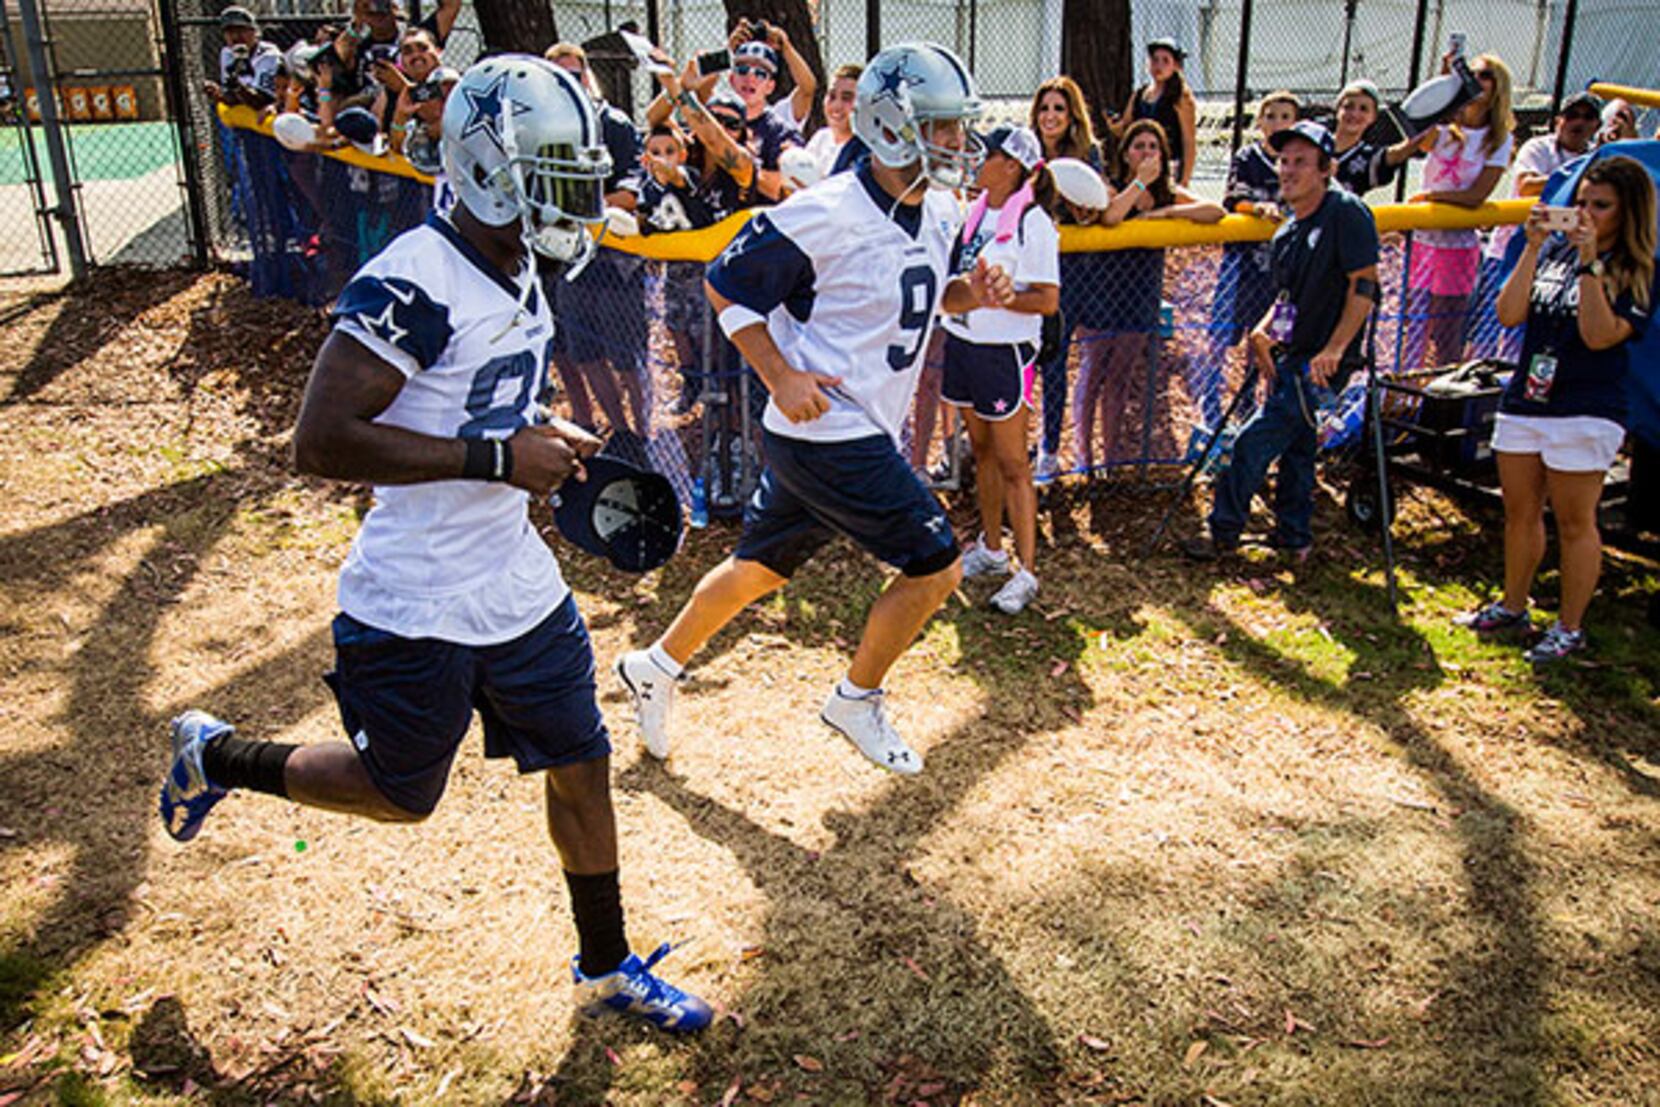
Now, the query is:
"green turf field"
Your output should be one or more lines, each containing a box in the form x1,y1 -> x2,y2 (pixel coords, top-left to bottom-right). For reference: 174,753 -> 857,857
0,120 -> 177,185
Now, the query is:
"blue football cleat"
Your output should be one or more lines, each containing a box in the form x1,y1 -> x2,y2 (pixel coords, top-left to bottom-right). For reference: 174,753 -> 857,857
571,943 -> 713,1034
159,710 -> 232,843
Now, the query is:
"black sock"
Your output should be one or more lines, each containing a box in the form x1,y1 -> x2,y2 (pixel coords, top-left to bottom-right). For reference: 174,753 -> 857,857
201,734 -> 296,798
564,869 -> 628,978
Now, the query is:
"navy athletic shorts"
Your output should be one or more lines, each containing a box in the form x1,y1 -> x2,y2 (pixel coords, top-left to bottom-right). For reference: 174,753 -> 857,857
941,332 -> 1037,421
322,594 -> 610,816
734,429 -> 960,579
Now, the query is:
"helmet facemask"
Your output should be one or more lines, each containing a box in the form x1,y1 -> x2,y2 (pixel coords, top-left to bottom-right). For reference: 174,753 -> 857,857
915,115 -> 984,191
496,94 -> 612,269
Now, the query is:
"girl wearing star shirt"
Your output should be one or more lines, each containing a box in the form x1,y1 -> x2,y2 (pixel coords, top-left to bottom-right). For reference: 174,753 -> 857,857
1460,156 -> 1655,663
942,126 -> 1061,615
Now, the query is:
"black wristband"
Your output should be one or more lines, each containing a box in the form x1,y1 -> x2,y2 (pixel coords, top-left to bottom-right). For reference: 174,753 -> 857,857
496,436 -> 514,483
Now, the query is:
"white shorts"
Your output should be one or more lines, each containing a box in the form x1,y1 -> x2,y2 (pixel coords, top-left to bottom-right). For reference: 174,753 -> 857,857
1491,412 -> 1625,473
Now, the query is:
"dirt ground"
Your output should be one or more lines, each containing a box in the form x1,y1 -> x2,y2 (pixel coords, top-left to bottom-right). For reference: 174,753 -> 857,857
2,269 -> 1659,1106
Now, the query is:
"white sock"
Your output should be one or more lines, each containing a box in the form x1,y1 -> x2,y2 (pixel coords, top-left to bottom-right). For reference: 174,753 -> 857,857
648,641 -> 684,679
838,676 -> 878,700
978,536 -> 1008,560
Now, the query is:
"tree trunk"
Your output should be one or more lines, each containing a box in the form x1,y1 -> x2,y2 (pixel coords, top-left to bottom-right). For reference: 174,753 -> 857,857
1063,0 -> 1131,158
718,0 -> 825,132
472,0 -> 558,57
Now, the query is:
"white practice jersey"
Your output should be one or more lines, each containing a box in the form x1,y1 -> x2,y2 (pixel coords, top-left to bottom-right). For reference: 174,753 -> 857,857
330,213 -> 565,645
707,163 -> 962,443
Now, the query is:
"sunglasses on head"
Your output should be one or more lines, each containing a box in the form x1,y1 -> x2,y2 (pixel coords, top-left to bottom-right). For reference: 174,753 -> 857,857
733,64 -> 773,79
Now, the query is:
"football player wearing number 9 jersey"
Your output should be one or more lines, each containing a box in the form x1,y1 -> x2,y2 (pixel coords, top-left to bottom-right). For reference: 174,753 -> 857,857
159,57 -> 712,1034
617,43 -> 1015,776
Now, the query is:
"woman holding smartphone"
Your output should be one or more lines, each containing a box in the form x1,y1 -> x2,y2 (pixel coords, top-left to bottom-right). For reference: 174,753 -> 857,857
1459,156 -> 1656,663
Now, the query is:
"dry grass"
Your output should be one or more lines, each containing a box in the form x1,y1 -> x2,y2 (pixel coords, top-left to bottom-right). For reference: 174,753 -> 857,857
2,269 -> 1659,1106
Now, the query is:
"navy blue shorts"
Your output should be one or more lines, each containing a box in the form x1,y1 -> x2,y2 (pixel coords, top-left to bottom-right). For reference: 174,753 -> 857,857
735,430 -> 960,579
323,594 -> 610,816
941,333 -> 1037,421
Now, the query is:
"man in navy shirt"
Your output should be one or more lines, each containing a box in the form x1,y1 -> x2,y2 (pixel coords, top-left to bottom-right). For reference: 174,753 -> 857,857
1185,121 -> 1381,561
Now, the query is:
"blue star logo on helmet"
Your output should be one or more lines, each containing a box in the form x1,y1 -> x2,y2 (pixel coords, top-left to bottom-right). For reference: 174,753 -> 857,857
460,70 -> 532,153
872,56 -> 921,103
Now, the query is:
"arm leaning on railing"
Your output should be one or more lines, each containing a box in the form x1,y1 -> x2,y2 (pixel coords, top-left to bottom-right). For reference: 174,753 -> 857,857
214,103 -> 1540,267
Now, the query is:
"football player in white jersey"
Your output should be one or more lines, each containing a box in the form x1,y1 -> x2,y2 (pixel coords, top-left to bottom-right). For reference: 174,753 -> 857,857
160,56 -> 712,1034
617,43 -> 1013,776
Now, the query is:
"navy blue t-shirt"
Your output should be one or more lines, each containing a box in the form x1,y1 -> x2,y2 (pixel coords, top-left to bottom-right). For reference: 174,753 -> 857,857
1334,140 -> 1399,197
1269,186 -> 1379,366
597,103 -> 643,195
1501,236 -> 1653,425
745,110 -> 801,172
626,167 -> 716,233
1225,141 -> 1280,267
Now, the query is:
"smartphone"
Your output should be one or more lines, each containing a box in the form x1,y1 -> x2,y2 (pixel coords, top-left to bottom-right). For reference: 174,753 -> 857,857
1539,205 -> 1579,232
1447,31 -> 1466,58
694,48 -> 730,77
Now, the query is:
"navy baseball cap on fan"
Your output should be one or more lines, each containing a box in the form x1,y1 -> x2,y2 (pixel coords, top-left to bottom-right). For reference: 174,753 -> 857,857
1560,90 -> 1603,118
983,125 -> 1043,171
553,455 -> 683,573
734,40 -> 780,74
219,5 -> 257,29
1270,119 -> 1336,158
1146,38 -> 1187,62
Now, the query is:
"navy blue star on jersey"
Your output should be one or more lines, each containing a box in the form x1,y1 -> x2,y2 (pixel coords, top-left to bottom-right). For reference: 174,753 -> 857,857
334,274 -> 453,371
460,71 -> 534,154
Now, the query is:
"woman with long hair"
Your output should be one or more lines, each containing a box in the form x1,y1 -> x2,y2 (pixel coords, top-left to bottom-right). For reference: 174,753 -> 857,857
1116,39 -> 1198,188
1404,52 -> 1515,369
1074,119 -> 1223,470
945,126 -> 1061,614
1028,75 -> 1111,481
1460,156 -> 1656,662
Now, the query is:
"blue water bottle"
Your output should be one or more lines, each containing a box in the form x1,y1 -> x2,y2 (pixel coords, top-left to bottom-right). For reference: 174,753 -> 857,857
689,476 -> 709,529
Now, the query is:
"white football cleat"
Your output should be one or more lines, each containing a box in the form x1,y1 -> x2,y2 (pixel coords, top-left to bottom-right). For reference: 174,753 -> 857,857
820,686 -> 922,776
616,650 -> 677,760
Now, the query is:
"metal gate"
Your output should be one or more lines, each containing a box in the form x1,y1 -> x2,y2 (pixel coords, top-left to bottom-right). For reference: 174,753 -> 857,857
0,0 -> 205,279
0,0 -> 59,276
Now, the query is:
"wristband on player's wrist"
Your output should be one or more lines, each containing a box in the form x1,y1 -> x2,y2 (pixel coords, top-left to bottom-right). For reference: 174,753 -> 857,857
462,437 -> 514,482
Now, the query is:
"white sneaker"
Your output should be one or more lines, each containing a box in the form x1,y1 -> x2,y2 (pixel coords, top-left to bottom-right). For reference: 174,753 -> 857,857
616,650 -> 677,760
1033,451 -> 1060,484
960,537 -> 1011,580
820,687 -> 923,776
989,569 -> 1039,615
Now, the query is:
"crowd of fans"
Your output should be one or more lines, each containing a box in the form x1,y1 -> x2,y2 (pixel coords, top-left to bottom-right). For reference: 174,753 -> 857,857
205,9 -> 1658,634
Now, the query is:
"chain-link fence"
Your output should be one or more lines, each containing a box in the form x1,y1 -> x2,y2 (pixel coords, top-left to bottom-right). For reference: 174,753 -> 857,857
0,0 -> 200,274
215,111 -> 1558,519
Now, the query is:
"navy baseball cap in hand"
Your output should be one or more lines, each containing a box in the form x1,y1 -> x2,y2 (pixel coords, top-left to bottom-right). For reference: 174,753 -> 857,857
553,454 -> 683,573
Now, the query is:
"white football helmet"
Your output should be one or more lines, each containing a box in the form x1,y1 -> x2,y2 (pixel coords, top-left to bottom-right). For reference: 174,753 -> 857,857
852,43 -> 984,190
441,55 -> 612,265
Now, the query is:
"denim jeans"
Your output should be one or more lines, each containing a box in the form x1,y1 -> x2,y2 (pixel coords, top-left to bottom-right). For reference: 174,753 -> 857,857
1208,362 -> 1326,549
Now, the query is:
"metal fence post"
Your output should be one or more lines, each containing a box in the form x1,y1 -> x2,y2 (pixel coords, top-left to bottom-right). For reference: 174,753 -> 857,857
15,0 -> 86,279
1394,0 -> 1431,202
1549,0 -> 1579,114
1228,0 -> 1253,158
157,0 -> 210,268
865,0 -> 879,61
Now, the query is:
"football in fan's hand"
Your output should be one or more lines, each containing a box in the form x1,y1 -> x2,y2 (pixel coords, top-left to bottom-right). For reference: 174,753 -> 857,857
272,112 -> 318,152
1048,157 -> 1109,210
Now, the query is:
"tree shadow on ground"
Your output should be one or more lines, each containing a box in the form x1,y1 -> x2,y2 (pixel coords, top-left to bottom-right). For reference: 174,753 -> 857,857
3,268 -> 200,403
1163,565 -> 1551,1104
0,276 -> 335,1084
535,522 -> 1109,1101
